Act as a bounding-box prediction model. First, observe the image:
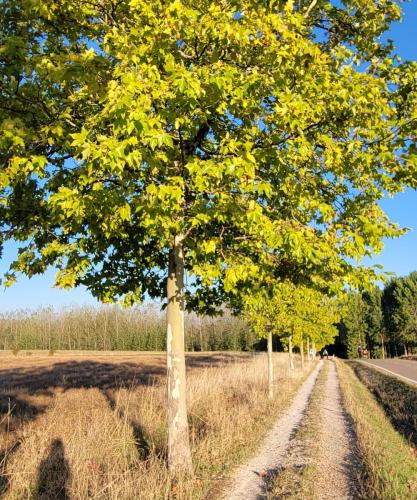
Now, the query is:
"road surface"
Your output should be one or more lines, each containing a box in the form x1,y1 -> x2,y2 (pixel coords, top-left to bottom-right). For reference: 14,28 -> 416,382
361,358 -> 417,385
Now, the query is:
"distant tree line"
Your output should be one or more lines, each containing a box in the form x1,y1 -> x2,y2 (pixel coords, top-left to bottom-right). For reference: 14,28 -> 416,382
337,272 -> 417,358
0,304 -> 257,352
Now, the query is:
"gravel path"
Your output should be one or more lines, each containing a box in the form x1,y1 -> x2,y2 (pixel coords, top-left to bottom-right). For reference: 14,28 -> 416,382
315,360 -> 360,499
223,361 -> 323,500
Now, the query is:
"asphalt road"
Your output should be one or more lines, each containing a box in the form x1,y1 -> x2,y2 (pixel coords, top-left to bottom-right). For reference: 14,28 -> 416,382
361,358 -> 417,385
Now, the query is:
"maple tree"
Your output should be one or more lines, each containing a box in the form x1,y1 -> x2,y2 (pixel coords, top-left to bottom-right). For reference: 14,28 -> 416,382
1,0 -> 417,471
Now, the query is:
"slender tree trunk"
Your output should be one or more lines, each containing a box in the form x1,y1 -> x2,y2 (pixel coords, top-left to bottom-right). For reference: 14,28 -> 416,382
289,335 -> 294,369
307,337 -> 310,361
381,335 -> 385,359
300,337 -> 304,369
312,341 -> 316,359
404,344 -> 408,356
166,235 -> 192,474
267,331 -> 273,399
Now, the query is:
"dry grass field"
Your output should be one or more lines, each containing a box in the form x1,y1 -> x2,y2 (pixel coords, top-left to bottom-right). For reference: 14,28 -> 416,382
0,351 -> 312,499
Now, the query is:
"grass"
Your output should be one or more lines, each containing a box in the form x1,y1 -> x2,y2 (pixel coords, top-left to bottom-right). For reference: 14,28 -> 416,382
0,351 -> 314,499
337,360 -> 417,500
350,361 -> 417,447
266,361 -> 328,499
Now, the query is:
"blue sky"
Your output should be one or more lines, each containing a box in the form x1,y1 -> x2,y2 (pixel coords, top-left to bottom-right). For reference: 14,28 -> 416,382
1,3 -> 417,312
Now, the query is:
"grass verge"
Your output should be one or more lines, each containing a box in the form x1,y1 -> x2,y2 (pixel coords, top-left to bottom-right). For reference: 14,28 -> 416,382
1,353 -> 314,499
337,360 -> 417,500
350,361 -> 417,447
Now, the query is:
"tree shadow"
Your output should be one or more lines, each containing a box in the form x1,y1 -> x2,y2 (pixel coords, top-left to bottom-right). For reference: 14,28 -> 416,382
0,395 -> 47,497
0,354 -> 247,396
0,441 -> 20,497
0,352 -> 249,493
102,389 -> 154,460
33,439 -> 70,500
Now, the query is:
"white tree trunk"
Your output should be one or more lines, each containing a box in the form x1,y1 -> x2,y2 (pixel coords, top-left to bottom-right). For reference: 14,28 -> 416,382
166,235 -> 192,473
289,335 -> 294,369
381,335 -> 385,359
300,337 -> 304,369
307,337 -> 310,361
267,331 -> 273,399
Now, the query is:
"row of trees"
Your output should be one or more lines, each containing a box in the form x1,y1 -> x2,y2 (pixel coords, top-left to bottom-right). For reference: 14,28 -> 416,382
0,305 -> 254,352
2,0 -> 417,473
338,272 -> 417,358
243,281 -> 340,397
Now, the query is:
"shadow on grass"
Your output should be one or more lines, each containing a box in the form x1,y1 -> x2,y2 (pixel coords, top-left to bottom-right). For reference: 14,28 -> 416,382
0,352 -> 245,494
34,438 -> 70,500
102,389 -> 158,461
0,354 -> 247,394
0,396 -> 47,497
350,361 -> 417,447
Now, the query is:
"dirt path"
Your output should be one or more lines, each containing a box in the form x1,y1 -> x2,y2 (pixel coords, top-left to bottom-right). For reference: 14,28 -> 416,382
223,361 -> 323,500
315,360 -> 360,499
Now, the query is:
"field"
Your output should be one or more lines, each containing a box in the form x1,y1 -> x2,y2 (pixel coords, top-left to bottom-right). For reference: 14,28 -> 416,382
0,351 -> 311,499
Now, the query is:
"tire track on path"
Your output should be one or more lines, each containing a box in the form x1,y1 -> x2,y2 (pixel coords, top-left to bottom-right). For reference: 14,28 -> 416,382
223,361 -> 323,500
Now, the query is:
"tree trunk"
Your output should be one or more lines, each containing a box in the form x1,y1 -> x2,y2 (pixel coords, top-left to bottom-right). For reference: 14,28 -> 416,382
166,235 -> 192,474
307,337 -> 310,361
381,335 -> 385,360
267,331 -> 273,399
404,344 -> 408,356
289,335 -> 294,369
300,337 -> 304,369
312,341 -> 316,359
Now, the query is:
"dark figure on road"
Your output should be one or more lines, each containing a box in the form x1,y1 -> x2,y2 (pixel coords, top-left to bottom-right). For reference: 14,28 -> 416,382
357,346 -> 363,358
322,349 -> 329,360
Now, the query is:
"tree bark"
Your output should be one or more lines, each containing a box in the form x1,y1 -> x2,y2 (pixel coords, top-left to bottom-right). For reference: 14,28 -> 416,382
300,337 -> 304,369
267,331 -> 273,399
381,335 -> 385,360
307,337 -> 310,361
166,235 -> 192,474
289,335 -> 294,369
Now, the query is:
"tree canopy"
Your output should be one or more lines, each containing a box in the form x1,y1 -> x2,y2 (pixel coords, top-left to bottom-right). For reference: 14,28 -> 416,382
2,0 -> 417,307
338,275 -> 417,358
243,282 -> 340,351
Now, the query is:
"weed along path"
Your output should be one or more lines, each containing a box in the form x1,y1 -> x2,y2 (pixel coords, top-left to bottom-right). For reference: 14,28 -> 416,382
315,361 -> 361,499
223,361 -> 323,500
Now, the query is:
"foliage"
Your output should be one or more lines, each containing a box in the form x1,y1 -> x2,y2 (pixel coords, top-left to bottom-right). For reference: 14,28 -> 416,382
341,290 -> 374,358
1,0 -> 417,307
382,272 -> 417,351
363,288 -> 384,349
337,275 -> 417,358
243,282 -> 340,351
